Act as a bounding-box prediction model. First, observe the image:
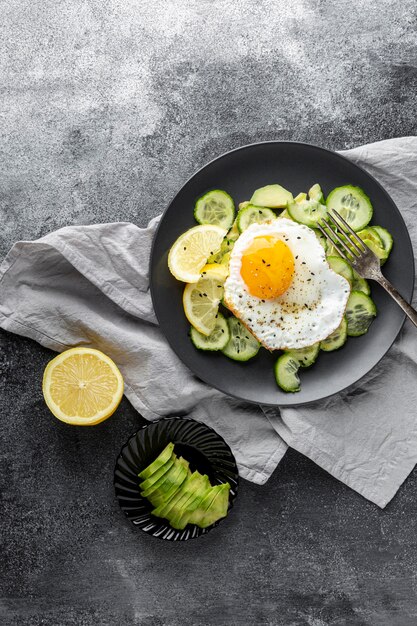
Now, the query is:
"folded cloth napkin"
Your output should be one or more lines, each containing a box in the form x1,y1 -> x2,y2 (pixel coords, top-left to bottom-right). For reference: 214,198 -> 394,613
0,137 -> 416,507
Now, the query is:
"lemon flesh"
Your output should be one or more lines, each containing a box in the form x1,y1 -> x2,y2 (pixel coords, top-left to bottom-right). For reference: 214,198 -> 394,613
42,347 -> 124,426
183,267 -> 227,336
168,225 -> 227,283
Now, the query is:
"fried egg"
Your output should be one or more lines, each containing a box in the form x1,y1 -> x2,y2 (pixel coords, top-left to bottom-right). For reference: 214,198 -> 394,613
223,219 -> 350,350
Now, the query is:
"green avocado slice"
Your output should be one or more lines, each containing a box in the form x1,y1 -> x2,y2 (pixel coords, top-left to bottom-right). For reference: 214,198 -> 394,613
138,442 -> 174,480
139,456 -> 175,492
250,184 -> 293,208
153,471 -> 201,521
148,458 -> 190,508
169,475 -> 211,530
141,458 -> 187,504
195,483 -> 230,528
187,485 -> 221,526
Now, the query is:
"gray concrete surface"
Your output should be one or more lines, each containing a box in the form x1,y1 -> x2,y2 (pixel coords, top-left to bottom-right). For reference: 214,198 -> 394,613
1,1 -> 417,624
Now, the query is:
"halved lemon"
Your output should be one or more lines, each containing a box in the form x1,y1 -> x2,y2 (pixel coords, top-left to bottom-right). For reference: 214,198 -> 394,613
42,347 -> 124,426
183,265 -> 228,336
168,224 -> 227,283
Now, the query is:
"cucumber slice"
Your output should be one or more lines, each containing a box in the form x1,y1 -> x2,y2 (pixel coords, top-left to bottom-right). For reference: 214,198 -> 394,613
326,255 -> 353,285
250,184 -> 293,208
222,317 -> 260,361
287,198 -> 328,228
326,185 -> 373,231
320,317 -> 348,352
286,342 -> 320,368
352,269 -> 370,295
194,190 -> 235,230
357,227 -> 388,263
238,201 -> 250,210
345,290 -> 377,337
371,226 -> 393,254
274,353 -> 301,393
236,204 -> 276,233
357,226 -> 383,247
308,183 -> 324,204
190,313 -> 230,351
294,192 -> 307,203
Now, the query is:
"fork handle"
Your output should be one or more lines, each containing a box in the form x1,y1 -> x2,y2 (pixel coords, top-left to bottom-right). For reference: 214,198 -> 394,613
376,275 -> 417,328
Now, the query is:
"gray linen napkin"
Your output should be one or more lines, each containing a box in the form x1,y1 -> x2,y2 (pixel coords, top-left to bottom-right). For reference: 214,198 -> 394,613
0,137 -> 416,507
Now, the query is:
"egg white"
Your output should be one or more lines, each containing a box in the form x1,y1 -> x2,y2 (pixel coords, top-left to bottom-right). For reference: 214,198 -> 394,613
223,219 -> 350,350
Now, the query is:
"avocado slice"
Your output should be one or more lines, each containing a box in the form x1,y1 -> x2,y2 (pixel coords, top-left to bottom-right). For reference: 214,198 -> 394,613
148,458 -> 190,508
138,442 -> 174,480
141,458 -> 187,503
153,471 -> 201,521
187,485 -> 220,525
308,183 -> 324,203
250,184 -> 293,209
169,475 -> 211,530
192,483 -> 230,528
166,472 -> 210,529
139,456 -> 175,492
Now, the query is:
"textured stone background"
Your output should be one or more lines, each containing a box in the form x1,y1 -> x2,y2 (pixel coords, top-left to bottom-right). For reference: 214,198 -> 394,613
1,1 -> 417,625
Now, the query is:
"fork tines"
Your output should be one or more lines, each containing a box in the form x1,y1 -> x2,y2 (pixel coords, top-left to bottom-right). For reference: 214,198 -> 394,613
317,210 -> 367,261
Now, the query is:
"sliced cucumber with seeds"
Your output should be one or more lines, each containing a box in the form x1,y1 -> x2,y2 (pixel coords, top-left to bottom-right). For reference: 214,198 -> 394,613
371,226 -> 393,254
308,183 -> 324,204
236,204 -> 276,233
326,185 -> 372,231
326,255 -> 353,285
357,227 -> 388,263
286,342 -> 320,367
287,198 -> 328,228
222,317 -> 260,361
345,290 -> 377,337
190,313 -> 230,351
320,317 -> 348,352
274,353 -> 301,393
250,184 -> 293,208
194,190 -> 235,230
352,269 -> 370,295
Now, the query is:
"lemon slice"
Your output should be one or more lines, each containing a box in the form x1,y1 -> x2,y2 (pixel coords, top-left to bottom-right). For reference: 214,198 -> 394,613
201,262 -> 229,280
168,225 -> 227,283
183,266 -> 228,336
42,347 -> 124,426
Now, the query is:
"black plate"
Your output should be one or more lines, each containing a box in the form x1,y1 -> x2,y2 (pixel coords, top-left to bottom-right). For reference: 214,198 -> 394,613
114,417 -> 238,541
150,142 -> 415,406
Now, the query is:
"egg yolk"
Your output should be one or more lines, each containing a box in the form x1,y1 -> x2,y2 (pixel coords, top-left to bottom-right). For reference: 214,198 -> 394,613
240,236 -> 295,299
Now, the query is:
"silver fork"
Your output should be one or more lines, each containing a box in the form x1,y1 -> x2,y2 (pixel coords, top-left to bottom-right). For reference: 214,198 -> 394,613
317,210 -> 417,328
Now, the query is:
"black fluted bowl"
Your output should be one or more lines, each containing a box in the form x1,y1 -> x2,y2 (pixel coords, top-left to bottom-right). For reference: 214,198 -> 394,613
114,417 -> 239,541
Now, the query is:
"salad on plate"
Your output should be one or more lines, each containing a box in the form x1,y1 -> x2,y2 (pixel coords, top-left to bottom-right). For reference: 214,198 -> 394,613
167,183 -> 393,393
